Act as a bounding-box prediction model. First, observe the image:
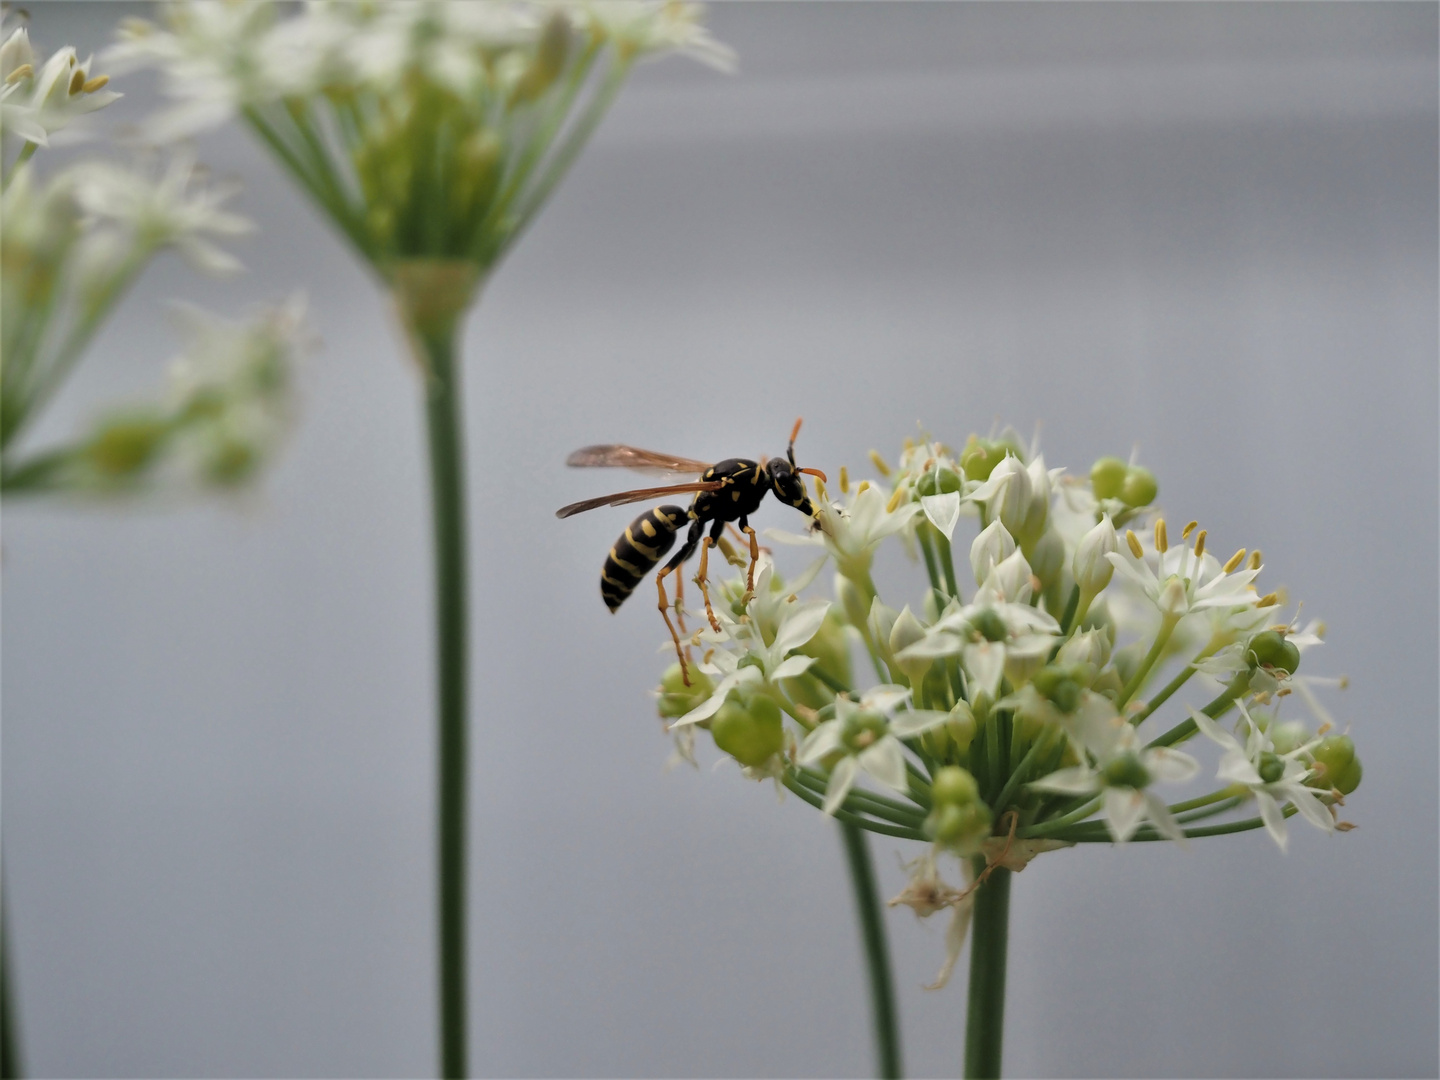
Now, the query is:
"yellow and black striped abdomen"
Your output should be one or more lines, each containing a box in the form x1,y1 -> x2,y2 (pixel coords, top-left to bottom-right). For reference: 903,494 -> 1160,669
602,504 -> 687,612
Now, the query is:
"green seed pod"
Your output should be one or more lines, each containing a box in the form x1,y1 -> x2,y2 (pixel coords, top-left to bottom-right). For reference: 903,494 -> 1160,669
841,707 -> 889,753
1256,750 -> 1286,785
1090,456 -> 1129,500
1247,630 -> 1301,676
969,607 -> 1008,644
86,414 -> 169,477
656,663 -> 716,720
1032,664 -> 1085,714
915,465 -> 962,497
927,799 -> 992,853
1311,735 -> 1362,794
1120,466 -> 1158,508
783,608 -> 853,710
1268,720 -> 1311,757
202,435 -> 259,486
1101,753 -> 1151,790
710,689 -> 784,768
960,435 -> 1019,482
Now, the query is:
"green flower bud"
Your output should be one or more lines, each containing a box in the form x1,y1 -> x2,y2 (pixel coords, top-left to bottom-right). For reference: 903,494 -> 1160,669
969,607 -> 1008,643
1268,720 -> 1310,756
1090,456 -> 1129,500
927,799 -> 992,853
1102,753 -> 1151,790
656,663 -> 715,720
510,10 -> 571,102
1311,735 -> 1362,794
86,414 -> 169,477
783,608 -> 853,710
1247,630 -> 1301,676
711,690 -> 784,768
202,436 -> 260,486
915,465 -> 962,497
931,765 -> 979,807
1027,526 -> 1065,590
1120,466 -> 1158,508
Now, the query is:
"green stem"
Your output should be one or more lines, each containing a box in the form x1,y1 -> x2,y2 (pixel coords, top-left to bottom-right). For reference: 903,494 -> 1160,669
2,873 -> 19,1080
1115,614 -> 1178,710
934,530 -> 960,599
412,310 -> 470,1080
1146,670 -> 1250,749
964,865 -> 1010,1080
782,774 -> 926,841
794,768 -> 927,826
839,823 -> 903,1080
1067,803 -> 1294,842
1128,648 -> 1210,727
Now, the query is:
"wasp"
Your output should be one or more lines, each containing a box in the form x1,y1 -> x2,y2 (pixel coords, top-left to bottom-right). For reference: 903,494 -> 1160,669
557,418 -> 828,684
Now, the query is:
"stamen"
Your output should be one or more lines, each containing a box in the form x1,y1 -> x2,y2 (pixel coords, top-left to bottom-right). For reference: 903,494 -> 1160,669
1154,518 -> 1168,553
1257,592 -> 1279,607
1223,548 -> 1247,573
885,486 -> 904,513
5,64 -> 33,84
856,480 -> 871,496
868,449 -> 892,477
1181,520 -> 1198,540
839,466 -> 849,494
82,75 -> 110,93
68,68 -> 86,95
1125,530 -> 1144,559
1193,530 -> 1206,558
1247,549 -> 1263,570
814,478 -> 829,501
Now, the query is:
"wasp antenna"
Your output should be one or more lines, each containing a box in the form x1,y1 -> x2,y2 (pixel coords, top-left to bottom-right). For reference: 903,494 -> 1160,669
789,417 -> 804,446
799,466 -> 827,483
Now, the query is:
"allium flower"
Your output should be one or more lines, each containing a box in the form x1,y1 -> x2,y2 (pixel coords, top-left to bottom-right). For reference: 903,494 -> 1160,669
797,687 -> 926,813
1,18 -> 120,153
1190,704 -> 1334,851
771,483 -> 921,588
1106,520 -> 1262,627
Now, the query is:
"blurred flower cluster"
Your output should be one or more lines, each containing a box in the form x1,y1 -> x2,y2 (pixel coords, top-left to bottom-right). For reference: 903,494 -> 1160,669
1,12 -> 302,499
657,428 -> 1360,985
109,0 -> 731,285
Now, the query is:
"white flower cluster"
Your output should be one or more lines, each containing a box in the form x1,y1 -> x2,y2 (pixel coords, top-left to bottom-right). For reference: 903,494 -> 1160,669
1,18 -> 120,156
653,428 -> 1360,986
108,1 -> 730,274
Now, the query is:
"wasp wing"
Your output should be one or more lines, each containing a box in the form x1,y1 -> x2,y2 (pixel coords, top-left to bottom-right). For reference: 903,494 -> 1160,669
565,444 -> 714,476
555,480 -> 726,519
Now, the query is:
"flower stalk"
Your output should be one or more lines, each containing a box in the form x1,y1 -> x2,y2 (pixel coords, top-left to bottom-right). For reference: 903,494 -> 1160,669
964,866 -> 1010,1080
840,824 -> 903,1080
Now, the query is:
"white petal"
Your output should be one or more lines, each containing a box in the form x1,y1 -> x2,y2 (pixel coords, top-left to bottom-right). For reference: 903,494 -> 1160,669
823,756 -> 860,815
1104,788 -> 1146,843
1029,766 -> 1100,796
797,720 -> 845,765
921,491 -> 962,542
762,527 -> 825,547
858,737 -> 909,794
772,599 -> 831,656
1145,747 -> 1199,784
789,554 -> 829,595
861,685 -> 912,713
963,641 -> 1005,700
1285,784 -> 1336,834
1142,791 -> 1187,844
888,709 -> 953,738
770,654 -> 815,681
1256,790 -> 1289,851
926,896 -> 975,991
896,632 -> 965,660
1190,708 -> 1244,754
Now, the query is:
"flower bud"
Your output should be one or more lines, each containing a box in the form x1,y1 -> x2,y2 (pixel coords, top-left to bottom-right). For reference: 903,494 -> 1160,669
836,573 -> 871,634
840,707 -> 889,753
1247,630 -> 1301,676
1031,664 -> 1086,714
1311,735 -> 1362,794
890,605 -> 931,687
968,607 -> 1008,644
656,663 -> 715,720
970,520 -> 1016,586
1058,627 -> 1111,669
1267,720 -> 1310,757
783,609 -> 853,710
1256,750 -> 1286,785
915,465 -> 962,497
86,413 -> 170,477
979,455 -> 1033,541
960,435 -> 1019,482
1073,514 -> 1118,596
1120,466 -> 1158,508
931,765 -> 980,807
1090,456 -> 1128,500
925,766 -> 992,852
1101,753 -> 1151,790
710,688 -> 784,768
1028,525 -> 1065,591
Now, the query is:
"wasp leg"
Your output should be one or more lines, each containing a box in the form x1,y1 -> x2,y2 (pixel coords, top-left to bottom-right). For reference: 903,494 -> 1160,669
693,518 -> 727,633
658,520 -> 704,687
674,564 -> 687,635
741,521 -> 761,600
656,567 -> 689,686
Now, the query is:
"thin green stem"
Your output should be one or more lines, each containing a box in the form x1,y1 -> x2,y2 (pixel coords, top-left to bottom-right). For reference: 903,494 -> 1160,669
839,823 -> 903,1080
413,314 -> 470,1080
964,865 -> 1010,1079
991,727 -> 1056,815
1129,648 -> 1211,726
1115,615 -> 1178,710
2,874 -> 19,1080
782,774 -> 927,841
1066,803 -> 1294,843
792,768 -> 927,827
1146,670 -> 1250,749
934,530 -> 960,599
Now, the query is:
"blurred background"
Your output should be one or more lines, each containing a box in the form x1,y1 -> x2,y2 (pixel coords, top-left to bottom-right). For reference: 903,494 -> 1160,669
4,2 -> 1436,1077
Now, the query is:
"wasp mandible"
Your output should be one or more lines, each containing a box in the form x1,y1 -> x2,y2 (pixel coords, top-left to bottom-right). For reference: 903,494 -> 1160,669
557,418 -> 827,684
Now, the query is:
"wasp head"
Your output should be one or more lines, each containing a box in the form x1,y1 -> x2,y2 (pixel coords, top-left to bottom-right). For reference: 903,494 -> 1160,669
766,457 -> 818,519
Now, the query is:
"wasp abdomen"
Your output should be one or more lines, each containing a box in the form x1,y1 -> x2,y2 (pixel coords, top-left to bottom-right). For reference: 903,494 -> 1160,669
601,504 -> 687,612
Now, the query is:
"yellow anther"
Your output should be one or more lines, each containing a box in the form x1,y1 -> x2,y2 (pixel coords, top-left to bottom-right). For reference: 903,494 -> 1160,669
702,648 -> 715,665
856,480 -> 871,496
1181,520 -> 1198,540
814,478 -> 829,501
902,437 -> 915,452
1338,675 -> 1349,690
5,64 -> 33,84
1316,621 -> 1327,639
1193,530 -> 1206,558
82,75 -> 110,94
1125,529 -> 1144,559
1223,548 -> 1247,573
868,449 -> 892,477
1247,550 -> 1263,570
1154,518 -> 1168,553
68,68 -> 86,96
885,486 -> 904,513
1257,592 -> 1279,607
839,466 -> 850,494
1316,721 -> 1333,736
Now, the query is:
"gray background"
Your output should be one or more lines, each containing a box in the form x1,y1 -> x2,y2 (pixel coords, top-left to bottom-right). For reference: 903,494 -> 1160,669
4,3 -> 1436,1077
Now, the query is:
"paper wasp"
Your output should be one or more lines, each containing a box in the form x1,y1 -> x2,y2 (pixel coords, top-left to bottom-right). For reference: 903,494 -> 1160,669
557,419 -> 827,684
